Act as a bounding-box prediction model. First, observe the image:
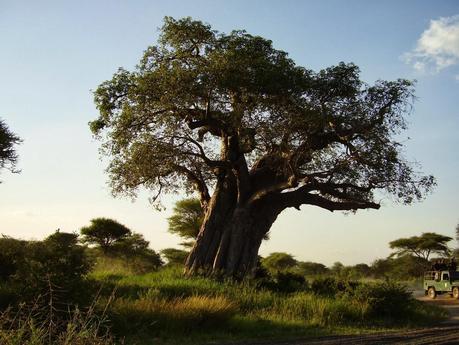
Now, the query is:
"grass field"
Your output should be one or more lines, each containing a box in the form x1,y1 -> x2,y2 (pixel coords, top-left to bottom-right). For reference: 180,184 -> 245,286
0,252 -> 448,345
87,260 -> 447,345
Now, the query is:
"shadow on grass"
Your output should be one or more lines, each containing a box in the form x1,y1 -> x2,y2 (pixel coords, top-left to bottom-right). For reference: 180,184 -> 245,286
120,316 -> 332,345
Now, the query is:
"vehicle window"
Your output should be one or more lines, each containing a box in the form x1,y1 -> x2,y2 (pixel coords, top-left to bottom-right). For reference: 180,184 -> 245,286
443,273 -> 449,280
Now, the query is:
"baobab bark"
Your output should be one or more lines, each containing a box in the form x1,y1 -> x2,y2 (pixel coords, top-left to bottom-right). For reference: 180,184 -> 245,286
185,183 -> 283,278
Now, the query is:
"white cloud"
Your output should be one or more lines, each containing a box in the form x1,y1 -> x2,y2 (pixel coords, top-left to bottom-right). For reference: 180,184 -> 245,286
455,74 -> 459,81
403,15 -> 459,73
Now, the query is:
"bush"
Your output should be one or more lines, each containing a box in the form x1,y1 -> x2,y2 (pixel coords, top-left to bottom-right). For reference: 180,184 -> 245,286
160,248 -> 189,265
255,271 -> 308,293
274,272 -> 308,293
0,232 -> 93,309
311,277 -> 359,297
354,281 -> 414,320
261,252 -> 297,273
0,236 -> 25,280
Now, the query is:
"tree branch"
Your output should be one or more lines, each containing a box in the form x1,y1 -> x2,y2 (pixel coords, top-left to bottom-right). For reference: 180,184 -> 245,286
279,187 -> 380,212
173,164 -> 211,208
175,135 -> 231,169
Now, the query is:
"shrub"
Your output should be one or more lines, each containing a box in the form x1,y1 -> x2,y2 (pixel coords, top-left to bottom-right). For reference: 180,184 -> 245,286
0,236 -> 26,280
274,272 -> 308,293
0,232 -> 93,309
160,248 -> 189,265
295,261 -> 329,276
354,281 -> 414,320
311,277 -> 360,297
310,277 -> 340,296
261,252 -> 297,273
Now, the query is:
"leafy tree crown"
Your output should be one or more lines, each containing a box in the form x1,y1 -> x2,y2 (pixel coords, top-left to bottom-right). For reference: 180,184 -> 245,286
90,17 -> 435,213
262,252 -> 297,272
167,198 -> 203,243
389,232 -> 452,261
80,217 -> 131,248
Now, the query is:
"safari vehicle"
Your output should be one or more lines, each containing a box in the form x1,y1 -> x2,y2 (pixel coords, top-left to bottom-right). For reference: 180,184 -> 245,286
424,270 -> 459,299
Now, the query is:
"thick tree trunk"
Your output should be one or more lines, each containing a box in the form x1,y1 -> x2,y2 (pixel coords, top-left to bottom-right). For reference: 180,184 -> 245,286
185,189 -> 281,278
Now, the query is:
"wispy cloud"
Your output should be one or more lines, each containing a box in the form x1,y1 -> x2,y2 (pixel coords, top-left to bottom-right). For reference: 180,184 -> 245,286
403,15 -> 459,74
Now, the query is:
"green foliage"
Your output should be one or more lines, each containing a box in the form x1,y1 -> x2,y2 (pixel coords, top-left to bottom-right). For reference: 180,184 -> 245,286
0,232 -> 92,308
371,255 -> 427,280
160,248 -> 189,265
91,16 -> 434,214
330,262 -> 344,275
389,232 -> 452,261
262,252 -> 297,273
0,118 -> 22,178
110,295 -> 237,335
0,236 -> 25,280
112,232 -> 149,254
87,266 -> 446,343
353,281 -> 417,322
258,271 -> 308,293
80,220 -> 162,271
295,261 -> 329,276
112,232 -> 163,270
80,218 -> 131,251
352,263 -> 372,276
167,198 -> 203,248
310,277 -> 358,297
0,297 -> 114,345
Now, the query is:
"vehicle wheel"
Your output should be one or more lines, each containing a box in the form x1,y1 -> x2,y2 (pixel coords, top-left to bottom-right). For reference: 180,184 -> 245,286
428,287 -> 437,299
453,287 -> 459,299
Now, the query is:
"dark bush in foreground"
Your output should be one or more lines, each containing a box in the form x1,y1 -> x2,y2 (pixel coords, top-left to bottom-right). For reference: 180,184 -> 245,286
355,281 -> 415,321
0,232 -> 93,308
310,277 -> 359,296
257,271 -> 308,293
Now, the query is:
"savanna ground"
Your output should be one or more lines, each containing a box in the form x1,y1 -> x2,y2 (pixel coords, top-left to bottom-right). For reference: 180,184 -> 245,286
86,259 -> 448,345
0,244 -> 453,345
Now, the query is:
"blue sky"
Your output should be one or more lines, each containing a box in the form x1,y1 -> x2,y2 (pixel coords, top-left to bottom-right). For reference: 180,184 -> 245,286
0,0 -> 458,266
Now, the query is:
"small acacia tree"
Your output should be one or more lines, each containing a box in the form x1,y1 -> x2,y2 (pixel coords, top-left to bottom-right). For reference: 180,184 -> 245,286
80,218 -> 131,252
389,232 -> 452,261
91,17 -> 435,277
0,118 -> 22,179
168,198 -> 203,248
296,261 -> 329,276
160,248 -> 189,265
262,252 -> 297,273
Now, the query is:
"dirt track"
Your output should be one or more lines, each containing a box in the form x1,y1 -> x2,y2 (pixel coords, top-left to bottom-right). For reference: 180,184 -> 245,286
253,325 -> 459,344
226,293 -> 459,345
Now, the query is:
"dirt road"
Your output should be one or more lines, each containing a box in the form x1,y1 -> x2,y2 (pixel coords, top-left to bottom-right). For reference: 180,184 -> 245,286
226,293 -> 459,345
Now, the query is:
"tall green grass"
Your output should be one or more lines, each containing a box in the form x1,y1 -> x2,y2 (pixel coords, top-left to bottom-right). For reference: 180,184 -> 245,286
1,256 -> 447,345
0,299 -> 115,345
89,263 -> 447,344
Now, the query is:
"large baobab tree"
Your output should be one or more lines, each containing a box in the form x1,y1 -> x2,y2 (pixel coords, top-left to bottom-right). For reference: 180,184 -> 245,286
90,17 -> 435,278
